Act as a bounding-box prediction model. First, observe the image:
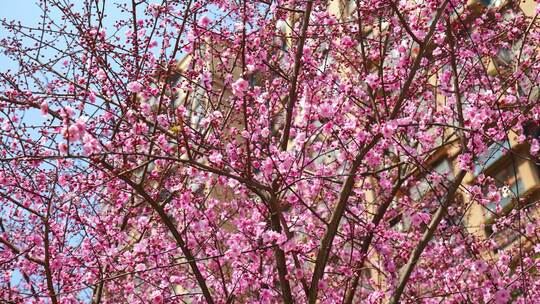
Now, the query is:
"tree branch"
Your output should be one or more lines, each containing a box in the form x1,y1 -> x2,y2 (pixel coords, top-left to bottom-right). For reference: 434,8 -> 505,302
343,181 -> 403,303
389,19 -> 468,303
280,0 -> 314,151
100,161 -> 215,304
389,170 -> 465,304
307,137 -> 380,303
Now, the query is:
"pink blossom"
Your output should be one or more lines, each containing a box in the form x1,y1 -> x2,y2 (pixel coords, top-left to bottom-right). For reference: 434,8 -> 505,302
261,159 -> 273,178
95,69 -> 106,80
231,78 -> 249,97
88,91 -> 96,103
82,134 -> 100,155
40,101 -> 48,115
2,2 -> 540,304
135,264 -> 146,272
473,260 -> 487,272
531,139 -> 539,155
63,106 -> 75,117
319,103 -> 334,118
457,153 -> 472,170
294,268 -> 304,279
411,212 -> 430,227
381,121 -> 397,138
494,289 -> 510,304
127,81 -> 143,93
141,103 -> 151,115
341,35 -> 354,47
526,223 -> 535,235
68,124 -> 81,141
209,152 -> 223,164
261,127 -> 270,138
365,73 -> 379,89
170,275 -> 182,284
150,290 -> 164,304
199,15 -> 211,27
133,240 -> 148,254
76,116 -> 87,132
58,142 -> 68,153
487,189 -> 501,203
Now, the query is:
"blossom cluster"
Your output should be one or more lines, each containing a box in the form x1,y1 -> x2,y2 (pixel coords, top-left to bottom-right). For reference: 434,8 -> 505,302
0,0 -> 539,303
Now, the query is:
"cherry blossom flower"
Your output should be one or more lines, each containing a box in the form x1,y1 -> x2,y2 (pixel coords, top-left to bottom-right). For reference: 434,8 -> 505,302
319,103 -> 334,118
494,289 -> 511,304
231,78 -> 249,97
127,81 -> 143,92
150,290 -> 164,303
40,101 -> 48,115
531,139 -> 539,156
0,1 -> 539,303
199,15 -> 211,27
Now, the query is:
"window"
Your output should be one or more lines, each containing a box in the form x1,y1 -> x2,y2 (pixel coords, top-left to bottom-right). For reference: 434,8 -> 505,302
479,0 -> 504,8
345,0 -> 356,17
484,163 -> 524,214
494,48 -> 513,67
396,158 -> 461,232
409,159 -> 454,202
485,223 -> 521,252
473,141 -> 511,176
523,121 -> 540,138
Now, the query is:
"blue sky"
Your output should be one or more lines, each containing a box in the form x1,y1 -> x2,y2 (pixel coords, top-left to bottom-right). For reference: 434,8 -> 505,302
0,3 -> 155,299
0,1 -> 41,20
0,1 -> 48,290
0,1 -> 58,143
0,0 -> 131,71
0,1 -> 43,71
0,1 -> 42,27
